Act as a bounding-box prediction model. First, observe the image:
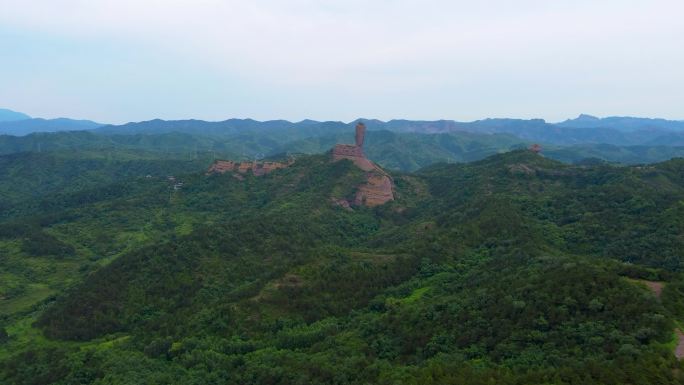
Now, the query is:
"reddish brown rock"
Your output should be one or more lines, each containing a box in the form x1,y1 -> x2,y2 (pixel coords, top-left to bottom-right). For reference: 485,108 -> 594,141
354,172 -> 394,207
355,122 -> 366,147
207,160 -> 237,173
330,121 -> 394,207
253,161 -> 289,176
207,159 -> 292,176
331,144 -> 376,171
332,143 -> 364,158
237,162 -> 253,173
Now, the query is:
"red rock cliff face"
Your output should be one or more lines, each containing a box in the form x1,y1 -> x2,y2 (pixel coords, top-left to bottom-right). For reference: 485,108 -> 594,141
207,160 -> 238,173
330,122 -> 394,207
207,159 -> 291,176
331,144 -> 375,171
354,171 -> 394,207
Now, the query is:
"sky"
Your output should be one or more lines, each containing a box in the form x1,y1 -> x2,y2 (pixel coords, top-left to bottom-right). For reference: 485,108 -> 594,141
0,0 -> 682,124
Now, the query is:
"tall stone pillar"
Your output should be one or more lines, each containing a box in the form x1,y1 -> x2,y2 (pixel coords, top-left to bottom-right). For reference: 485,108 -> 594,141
355,122 -> 366,148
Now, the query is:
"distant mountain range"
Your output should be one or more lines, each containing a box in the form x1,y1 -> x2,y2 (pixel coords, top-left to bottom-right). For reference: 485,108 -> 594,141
365,117 -> 684,145
2,107 -> 683,143
1,107 -> 684,168
557,114 -> 684,131
0,108 -> 103,136
95,114 -> 684,146
0,108 -> 31,122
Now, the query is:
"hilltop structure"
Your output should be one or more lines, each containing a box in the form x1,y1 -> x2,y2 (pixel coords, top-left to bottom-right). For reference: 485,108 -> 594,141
331,122 -> 394,207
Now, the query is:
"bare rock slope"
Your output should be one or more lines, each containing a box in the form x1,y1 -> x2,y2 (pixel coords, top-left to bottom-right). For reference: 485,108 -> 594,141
331,122 -> 394,207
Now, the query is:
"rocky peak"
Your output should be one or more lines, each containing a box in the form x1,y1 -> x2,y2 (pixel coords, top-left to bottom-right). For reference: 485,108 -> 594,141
330,122 -> 394,207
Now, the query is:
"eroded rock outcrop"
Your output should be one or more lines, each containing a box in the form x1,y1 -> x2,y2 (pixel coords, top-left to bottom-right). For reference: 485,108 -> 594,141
331,122 -> 394,207
354,172 -> 394,207
208,122 -> 394,208
207,159 -> 292,176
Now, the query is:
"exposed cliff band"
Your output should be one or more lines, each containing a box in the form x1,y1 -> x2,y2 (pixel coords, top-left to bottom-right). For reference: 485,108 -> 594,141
207,159 -> 291,176
331,122 -> 394,207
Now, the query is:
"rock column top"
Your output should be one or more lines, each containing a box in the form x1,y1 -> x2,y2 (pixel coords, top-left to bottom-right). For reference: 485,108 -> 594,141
355,122 -> 366,148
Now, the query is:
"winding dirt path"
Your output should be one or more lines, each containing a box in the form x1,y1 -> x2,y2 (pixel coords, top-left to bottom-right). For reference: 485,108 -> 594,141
632,280 -> 684,359
634,279 -> 664,298
676,329 -> 684,360
642,280 -> 664,298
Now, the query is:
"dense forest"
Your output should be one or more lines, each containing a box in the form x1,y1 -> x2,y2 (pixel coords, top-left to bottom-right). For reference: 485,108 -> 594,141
1,146 -> 684,384
3,117 -> 684,171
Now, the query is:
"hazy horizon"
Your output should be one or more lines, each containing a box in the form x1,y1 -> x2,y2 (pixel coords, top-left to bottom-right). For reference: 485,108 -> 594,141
5,108 -> 684,126
2,0 -> 683,124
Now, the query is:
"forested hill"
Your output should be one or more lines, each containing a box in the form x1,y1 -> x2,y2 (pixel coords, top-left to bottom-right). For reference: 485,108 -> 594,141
0,109 -> 30,122
2,149 -> 684,384
3,111 -> 684,170
0,118 -> 103,136
94,115 -> 684,143
3,128 -> 684,172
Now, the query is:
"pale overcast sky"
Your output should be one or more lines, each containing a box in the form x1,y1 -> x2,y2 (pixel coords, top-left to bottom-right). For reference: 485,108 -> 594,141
0,0 -> 682,124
